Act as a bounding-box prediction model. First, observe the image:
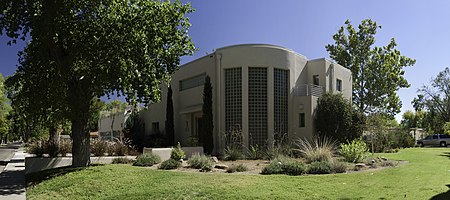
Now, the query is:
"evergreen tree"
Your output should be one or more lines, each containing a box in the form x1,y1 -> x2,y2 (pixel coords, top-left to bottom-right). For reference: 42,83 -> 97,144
201,76 -> 213,154
165,86 -> 175,146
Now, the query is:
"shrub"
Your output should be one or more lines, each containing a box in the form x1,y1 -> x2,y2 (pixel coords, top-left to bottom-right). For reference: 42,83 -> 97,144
224,146 -> 243,161
314,93 -> 364,143
27,140 -> 46,157
226,163 -> 248,173
45,141 -> 60,157
159,158 -> 181,170
106,142 -> 115,156
59,140 -> 72,156
133,154 -> 161,166
171,142 -> 185,161
294,136 -> 335,163
112,157 -> 132,164
282,160 -> 307,176
91,140 -> 108,156
261,156 -> 306,176
379,160 -> 397,167
307,161 -> 333,174
261,161 -> 284,175
114,142 -> 128,156
331,160 -> 348,173
188,153 -> 213,171
339,138 -> 369,163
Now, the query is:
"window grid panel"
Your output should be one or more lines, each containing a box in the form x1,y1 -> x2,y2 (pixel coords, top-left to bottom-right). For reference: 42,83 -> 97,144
248,67 -> 268,147
274,69 -> 288,142
225,68 -> 242,133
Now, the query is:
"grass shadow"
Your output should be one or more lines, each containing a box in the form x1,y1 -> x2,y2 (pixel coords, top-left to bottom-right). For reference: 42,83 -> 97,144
438,152 -> 450,159
430,184 -> 450,200
26,166 -> 89,188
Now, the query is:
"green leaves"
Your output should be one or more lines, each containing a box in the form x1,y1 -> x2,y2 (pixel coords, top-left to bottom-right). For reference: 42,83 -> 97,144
326,19 -> 415,116
414,67 -> 450,133
2,0 -> 195,166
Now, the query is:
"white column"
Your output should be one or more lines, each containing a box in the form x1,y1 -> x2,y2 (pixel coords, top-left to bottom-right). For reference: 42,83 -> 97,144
215,53 -> 222,153
268,67 -> 274,145
242,66 -> 249,147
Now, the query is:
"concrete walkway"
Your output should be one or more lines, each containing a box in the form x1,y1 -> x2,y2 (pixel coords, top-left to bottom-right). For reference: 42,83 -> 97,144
0,147 -> 26,200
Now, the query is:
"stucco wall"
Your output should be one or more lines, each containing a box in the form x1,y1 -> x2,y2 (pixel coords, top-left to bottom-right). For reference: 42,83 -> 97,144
138,44 -> 352,153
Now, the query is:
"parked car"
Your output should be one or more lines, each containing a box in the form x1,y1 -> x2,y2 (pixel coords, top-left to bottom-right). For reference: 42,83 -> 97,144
416,134 -> 450,147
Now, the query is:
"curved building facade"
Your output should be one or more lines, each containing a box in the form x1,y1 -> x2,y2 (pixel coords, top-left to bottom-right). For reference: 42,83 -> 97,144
141,44 -> 352,153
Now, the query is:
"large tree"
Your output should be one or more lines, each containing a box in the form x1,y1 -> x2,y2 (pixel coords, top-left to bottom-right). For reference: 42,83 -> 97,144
1,0 -> 195,167
0,73 -> 11,143
326,19 -> 415,116
413,67 -> 450,134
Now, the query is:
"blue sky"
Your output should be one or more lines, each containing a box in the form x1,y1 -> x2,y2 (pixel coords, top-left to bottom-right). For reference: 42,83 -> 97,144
1,0 -> 450,122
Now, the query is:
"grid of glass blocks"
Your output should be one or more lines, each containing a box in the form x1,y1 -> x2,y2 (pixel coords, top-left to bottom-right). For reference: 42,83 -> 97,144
225,68 -> 242,131
274,68 -> 289,141
179,73 -> 207,91
248,67 -> 268,147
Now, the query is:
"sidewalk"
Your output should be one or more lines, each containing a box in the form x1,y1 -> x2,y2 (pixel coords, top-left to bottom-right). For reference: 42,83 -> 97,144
0,147 -> 26,200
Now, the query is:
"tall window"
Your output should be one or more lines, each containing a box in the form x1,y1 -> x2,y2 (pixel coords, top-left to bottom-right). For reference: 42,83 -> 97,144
179,73 -> 207,91
336,79 -> 342,91
274,68 -> 288,140
225,68 -> 242,131
248,67 -> 268,147
299,113 -> 305,128
313,75 -> 319,85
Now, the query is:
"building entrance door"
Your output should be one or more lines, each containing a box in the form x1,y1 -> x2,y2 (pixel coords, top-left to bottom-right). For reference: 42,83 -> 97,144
195,117 -> 203,137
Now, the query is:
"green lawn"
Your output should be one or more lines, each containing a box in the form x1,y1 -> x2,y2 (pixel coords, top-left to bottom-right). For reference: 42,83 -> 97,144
27,148 -> 450,200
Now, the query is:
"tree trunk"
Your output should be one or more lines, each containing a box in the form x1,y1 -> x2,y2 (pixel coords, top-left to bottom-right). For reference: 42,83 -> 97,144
72,118 -> 91,167
68,78 -> 92,167
48,126 -> 60,145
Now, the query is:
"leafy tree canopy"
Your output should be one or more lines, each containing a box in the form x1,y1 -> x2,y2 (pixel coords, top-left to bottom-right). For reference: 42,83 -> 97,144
413,67 -> 450,134
326,19 -> 415,116
314,93 -> 364,144
2,0 -> 195,167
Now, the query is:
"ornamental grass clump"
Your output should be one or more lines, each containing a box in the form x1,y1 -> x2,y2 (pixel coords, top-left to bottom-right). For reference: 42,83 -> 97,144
224,146 -> 243,161
294,136 -> 336,163
339,138 -> 369,163
133,154 -> 161,167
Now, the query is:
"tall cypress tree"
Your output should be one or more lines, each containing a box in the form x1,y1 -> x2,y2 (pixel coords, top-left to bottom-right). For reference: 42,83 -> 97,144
201,76 -> 214,154
165,86 -> 175,146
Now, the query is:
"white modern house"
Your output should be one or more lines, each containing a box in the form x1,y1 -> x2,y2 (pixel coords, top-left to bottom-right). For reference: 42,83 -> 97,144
98,107 -> 132,141
140,44 -> 352,153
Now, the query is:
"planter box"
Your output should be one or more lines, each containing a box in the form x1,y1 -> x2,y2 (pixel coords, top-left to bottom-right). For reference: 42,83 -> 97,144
143,148 -> 172,161
142,147 -> 204,160
25,156 -> 136,174
181,147 -> 204,158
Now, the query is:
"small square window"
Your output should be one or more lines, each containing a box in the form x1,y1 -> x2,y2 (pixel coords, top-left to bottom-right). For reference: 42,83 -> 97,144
313,75 -> 319,85
299,113 -> 305,128
336,79 -> 342,91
